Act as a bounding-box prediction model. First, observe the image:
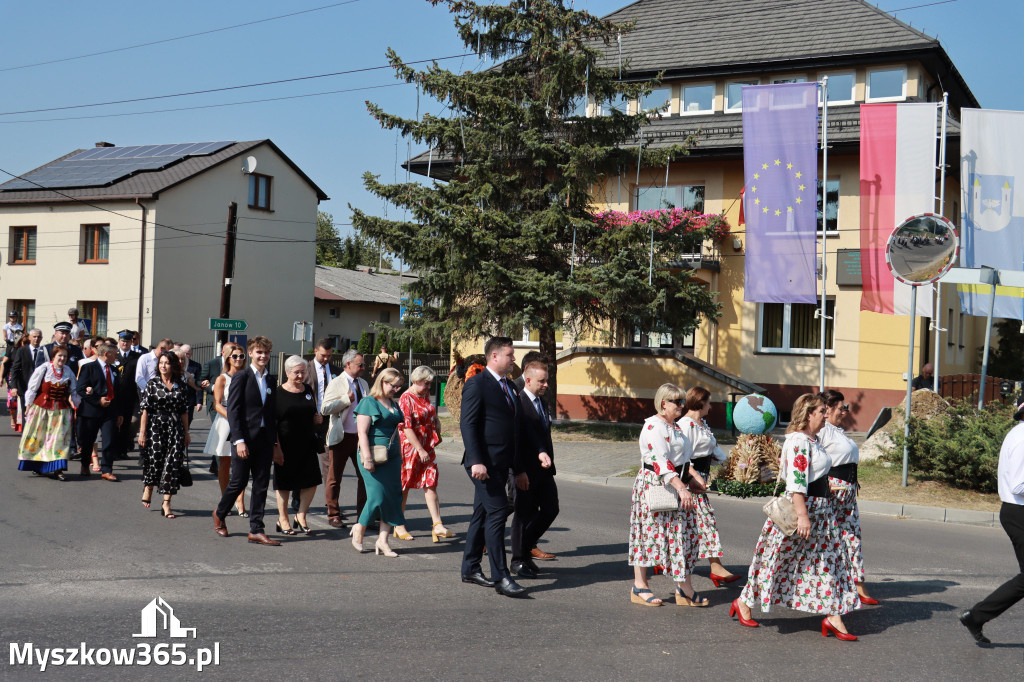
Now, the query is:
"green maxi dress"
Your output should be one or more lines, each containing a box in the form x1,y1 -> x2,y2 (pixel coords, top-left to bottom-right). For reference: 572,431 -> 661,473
355,396 -> 406,528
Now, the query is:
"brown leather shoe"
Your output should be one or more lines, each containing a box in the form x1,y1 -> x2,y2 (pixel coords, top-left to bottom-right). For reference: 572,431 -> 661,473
80,465 -> 91,477
328,517 -> 346,528
531,547 -> 556,560
248,532 -> 282,546
212,511 -> 228,537
100,473 -> 119,482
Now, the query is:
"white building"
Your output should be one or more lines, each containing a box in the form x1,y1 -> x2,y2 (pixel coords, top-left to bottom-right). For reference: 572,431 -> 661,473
1,140 -> 328,352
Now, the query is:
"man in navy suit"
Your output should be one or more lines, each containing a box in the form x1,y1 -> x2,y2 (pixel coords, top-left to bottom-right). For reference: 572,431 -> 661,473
510,359 -> 560,579
213,336 -> 280,546
460,336 -> 528,597
8,328 -> 45,425
76,342 -> 123,480
112,330 -> 142,459
44,322 -> 84,377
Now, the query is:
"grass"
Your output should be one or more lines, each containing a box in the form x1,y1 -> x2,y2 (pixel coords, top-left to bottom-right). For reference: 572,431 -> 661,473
856,460 -> 1002,512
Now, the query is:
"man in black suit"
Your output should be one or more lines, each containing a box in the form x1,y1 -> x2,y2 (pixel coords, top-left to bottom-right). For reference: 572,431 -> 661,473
510,360 -> 560,579
460,336 -> 528,597
45,322 -> 84,377
112,330 -> 142,459
213,336 -> 280,546
76,342 -> 123,480
201,345 -> 229,419
8,328 -> 45,422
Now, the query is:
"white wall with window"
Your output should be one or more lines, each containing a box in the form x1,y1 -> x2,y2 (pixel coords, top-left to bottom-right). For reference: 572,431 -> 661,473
866,67 -> 907,102
758,300 -> 835,354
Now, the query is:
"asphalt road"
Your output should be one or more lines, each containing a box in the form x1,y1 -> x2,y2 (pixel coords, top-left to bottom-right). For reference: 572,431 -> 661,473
0,418 -> 1022,680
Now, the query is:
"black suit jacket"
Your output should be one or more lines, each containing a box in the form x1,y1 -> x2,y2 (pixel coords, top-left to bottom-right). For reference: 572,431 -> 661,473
10,344 -> 47,393
76,361 -> 122,420
519,390 -> 556,477
460,369 -> 523,474
227,367 -> 277,446
201,356 -> 224,413
113,349 -> 142,414
43,343 -> 83,377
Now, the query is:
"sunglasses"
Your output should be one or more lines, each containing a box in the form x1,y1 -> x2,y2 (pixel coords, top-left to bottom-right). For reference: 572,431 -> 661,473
840,404 -> 850,412
229,353 -> 246,359
667,399 -> 686,407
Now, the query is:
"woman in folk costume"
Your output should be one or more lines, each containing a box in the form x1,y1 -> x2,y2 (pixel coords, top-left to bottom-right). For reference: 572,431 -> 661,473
17,346 -> 80,480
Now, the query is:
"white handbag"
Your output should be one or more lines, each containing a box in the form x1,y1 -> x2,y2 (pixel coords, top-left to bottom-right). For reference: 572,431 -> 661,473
644,482 -> 680,513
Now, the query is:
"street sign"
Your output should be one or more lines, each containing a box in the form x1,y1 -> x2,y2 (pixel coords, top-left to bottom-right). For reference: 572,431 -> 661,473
292,321 -> 313,343
210,318 -> 247,332
228,333 -> 247,348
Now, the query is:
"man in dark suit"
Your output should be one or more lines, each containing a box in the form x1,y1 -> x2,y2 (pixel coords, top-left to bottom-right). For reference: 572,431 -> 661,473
76,342 -> 123,480
201,345 -> 229,419
213,336 -> 280,546
45,322 -> 84,377
511,360 -> 560,578
303,338 -> 335,510
8,328 -> 45,422
460,336 -> 528,597
112,330 -> 142,459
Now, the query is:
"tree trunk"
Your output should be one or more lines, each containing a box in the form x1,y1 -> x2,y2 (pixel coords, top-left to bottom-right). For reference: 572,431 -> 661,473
538,309 -> 558,419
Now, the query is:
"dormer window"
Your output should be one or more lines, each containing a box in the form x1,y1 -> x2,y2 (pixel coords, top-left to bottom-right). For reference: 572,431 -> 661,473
681,84 -> 714,114
641,86 -> 672,115
726,80 -> 759,112
597,93 -> 631,115
866,67 -> 907,102
819,72 -> 855,105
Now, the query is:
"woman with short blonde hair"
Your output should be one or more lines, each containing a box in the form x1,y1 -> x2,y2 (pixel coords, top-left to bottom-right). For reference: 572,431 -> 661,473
370,367 -> 403,400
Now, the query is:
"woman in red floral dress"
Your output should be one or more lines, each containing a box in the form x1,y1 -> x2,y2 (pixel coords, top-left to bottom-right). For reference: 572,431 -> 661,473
730,393 -> 861,640
392,365 -> 454,543
628,383 -> 708,608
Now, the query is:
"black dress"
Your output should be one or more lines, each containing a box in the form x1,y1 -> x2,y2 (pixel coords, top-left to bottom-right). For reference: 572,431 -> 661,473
140,378 -> 189,494
273,385 -> 323,492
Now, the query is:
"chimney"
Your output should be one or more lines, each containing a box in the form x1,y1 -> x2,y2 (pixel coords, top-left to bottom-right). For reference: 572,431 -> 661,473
95,141 -> 115,148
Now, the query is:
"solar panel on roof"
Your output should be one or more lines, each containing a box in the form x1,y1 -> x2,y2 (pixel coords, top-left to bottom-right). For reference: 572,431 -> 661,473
1,140 -> 234,190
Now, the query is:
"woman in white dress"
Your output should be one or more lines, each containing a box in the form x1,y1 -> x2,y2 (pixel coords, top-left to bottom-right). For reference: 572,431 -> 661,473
677,386 -> 739,586
819,389 -> 878,605
203,343 -> 246,516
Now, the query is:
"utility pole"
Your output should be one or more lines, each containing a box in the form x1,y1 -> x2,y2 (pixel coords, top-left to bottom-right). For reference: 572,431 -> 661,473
217,202 -> 239,348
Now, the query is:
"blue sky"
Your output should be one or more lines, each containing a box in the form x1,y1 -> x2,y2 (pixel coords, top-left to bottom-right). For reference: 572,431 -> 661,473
0,0 -> 1019,243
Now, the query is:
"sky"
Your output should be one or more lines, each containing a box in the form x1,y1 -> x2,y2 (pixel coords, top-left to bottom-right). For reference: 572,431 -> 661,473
0,0 -> 1020,246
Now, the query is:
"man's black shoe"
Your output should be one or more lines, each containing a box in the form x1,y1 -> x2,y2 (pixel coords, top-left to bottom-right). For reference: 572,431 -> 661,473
510,561 -> 539,579
461,571 -> 496,588
958,610 -> 991,644
495,577 -> 527,598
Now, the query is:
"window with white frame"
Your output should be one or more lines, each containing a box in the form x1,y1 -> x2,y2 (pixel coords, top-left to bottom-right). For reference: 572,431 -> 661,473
759,300 -> 834,354
726,80 -> 758,111
866,67 -> 906,102
773,76 -> 807,84
819,72 -> 855,105
634,184 -> 705,213
816,178 -> 840,233
568,95 -> 588,117
681,83 -> 714,114
598,92 -> 630,115
641,86 -> 672,114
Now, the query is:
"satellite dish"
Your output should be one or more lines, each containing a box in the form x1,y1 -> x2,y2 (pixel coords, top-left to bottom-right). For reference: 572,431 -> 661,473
242,156 -> 257,174
885,213 -> 959,284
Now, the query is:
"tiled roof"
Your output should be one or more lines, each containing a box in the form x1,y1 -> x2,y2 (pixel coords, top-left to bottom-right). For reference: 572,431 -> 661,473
314,266 -> 416,305
0,140 -> 329,203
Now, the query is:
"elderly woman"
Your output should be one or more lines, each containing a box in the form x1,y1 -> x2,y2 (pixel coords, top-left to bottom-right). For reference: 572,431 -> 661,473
350,367 -> 406,557
203,343 -> 247,516
138,351 -> 190,519
17,346 -> 80,480
272,355 -> 324,536
629,383 -> 708,607
819,389 -> 878,605
677,386 -> 739,586
730,393 -> 860,640
392,365 -> 452,542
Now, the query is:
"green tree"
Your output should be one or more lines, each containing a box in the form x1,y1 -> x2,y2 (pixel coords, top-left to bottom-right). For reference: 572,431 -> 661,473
315,211 -> 343,266
351,0 -> 724,405
317,210 -> 394,269
357,330 -> 373,355
986,319 -> 1024,380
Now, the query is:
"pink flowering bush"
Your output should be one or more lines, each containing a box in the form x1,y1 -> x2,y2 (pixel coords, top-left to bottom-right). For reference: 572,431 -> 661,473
592,208 -> 731,242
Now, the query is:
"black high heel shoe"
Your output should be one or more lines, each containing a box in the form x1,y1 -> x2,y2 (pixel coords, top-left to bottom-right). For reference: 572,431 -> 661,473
292,518 -> 312,534
276,522 -> 297,536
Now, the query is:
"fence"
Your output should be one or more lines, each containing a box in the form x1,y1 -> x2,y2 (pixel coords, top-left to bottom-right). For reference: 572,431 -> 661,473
938,373 -> 1006,406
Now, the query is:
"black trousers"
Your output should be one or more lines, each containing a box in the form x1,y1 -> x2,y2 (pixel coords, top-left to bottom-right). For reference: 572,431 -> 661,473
77,413 -> 118,474
462,466 -> 512,580
971,502 -> 1024,624
216,432 -> 272,534
511,472 -> 559,563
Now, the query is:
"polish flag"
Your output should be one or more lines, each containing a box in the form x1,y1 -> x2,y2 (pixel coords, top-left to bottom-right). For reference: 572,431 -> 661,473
859,103 -> 937,316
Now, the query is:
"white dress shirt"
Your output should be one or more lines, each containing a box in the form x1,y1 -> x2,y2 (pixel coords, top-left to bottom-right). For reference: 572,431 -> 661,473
998,422 -> 1024,505
342,371 -> 362,434
313,359 -> 331,409
135,350 -> 158,393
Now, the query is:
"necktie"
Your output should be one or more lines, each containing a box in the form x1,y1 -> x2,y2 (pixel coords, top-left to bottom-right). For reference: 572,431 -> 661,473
500,378 -> 514,410
354,378 -> 362,404
105,364 -> 115,402
32,348 -> 38,365
535,396 -> 549,428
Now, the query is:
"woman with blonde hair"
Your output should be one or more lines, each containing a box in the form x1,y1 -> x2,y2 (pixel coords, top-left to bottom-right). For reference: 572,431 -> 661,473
628,383 -> 708,607
730,393 -> 860,640
350,367 -> 406,557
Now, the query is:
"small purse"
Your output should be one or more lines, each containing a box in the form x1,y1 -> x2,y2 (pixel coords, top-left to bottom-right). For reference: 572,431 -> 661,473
179,458 -> 193,487
372,424 -> 399,464
644,481 -> 680,513
762,470 -> 796,536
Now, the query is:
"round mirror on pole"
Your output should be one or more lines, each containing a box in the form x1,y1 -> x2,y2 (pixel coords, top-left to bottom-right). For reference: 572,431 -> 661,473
885,213 -> 959,284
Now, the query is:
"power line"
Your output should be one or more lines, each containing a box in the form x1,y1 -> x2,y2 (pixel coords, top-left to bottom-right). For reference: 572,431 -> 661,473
887,0 -> 958,12
0,1 -> 363,73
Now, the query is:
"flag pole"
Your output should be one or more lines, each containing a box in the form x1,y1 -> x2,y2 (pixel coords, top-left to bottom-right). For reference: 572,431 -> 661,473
818,75 -> 829,392
933,92 -> 949,392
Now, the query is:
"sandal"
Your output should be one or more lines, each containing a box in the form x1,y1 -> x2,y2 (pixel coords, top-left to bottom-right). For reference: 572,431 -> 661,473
90,455 -> 101,473
630,585 -> 663,606
675,588 -> 710,607
393,528 -> 415,541
237,509 -> 249,518
141,493 -> 152,508
161,501 -> 176,519
431,523 -> 455,543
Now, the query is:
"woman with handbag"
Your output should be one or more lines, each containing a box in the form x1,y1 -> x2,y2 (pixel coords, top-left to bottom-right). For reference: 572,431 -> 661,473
730,393 -> 860,640
819,389 -> 878,606
271,355 -> 324,537
138,351 -> 190,519
677,386 -> 740,586
350,367 -> 406,557
628,383 -> 709,608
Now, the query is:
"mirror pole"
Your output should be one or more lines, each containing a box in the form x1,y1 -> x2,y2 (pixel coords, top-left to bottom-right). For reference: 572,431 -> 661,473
902,285 -> 917,487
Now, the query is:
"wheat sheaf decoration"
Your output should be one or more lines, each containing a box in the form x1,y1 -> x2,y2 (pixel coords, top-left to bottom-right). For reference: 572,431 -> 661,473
724,434 -> 782,485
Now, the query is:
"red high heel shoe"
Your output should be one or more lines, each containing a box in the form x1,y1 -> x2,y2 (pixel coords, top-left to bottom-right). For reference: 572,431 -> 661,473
710,574 -> 742,588
821,618 -> 858,641
859,595 -> 880,605
729,599 -> 759,627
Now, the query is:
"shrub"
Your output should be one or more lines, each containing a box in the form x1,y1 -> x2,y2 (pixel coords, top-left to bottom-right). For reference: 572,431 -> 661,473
711,479 -> 778,498
885,398 -> 1011,493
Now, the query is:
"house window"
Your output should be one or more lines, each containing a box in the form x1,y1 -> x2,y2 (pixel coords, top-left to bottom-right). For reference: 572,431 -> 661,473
816,179 -> 840,233
726,80 -> 758,111
248,173 -> 272,210
77,301 -> 107,338
759,300 -> 835,354
9,226 -> 36,264
8,299 -> 35,330
681,84 -> 714,114
598,92 -> 630,115
773,76 -> 807,84
81,224 -> 110,263
568,95 -> 588,117
641,86 -> 672,114
866,67 -> 906,102
635,184 -> 705,213
819,72 -> 855,105
379,310 -> 391,323
328,307 -> 338,319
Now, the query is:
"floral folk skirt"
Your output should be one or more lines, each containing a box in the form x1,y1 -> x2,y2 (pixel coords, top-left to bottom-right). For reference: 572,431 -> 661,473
689,492 -> 724,559
628,469 -> 695,580
739,495 -> 860,616
829,477 -> 865,583
17,405 -> 72,473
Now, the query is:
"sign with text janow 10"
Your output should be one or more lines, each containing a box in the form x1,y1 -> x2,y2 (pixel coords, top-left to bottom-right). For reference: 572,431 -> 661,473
209,318 -> 247,332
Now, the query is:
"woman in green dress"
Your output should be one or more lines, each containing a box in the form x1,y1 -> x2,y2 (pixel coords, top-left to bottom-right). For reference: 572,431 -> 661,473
351,367 -> 406,557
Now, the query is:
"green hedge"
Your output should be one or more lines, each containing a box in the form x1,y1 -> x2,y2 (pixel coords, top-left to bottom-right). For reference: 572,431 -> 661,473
711,479 -> 778,498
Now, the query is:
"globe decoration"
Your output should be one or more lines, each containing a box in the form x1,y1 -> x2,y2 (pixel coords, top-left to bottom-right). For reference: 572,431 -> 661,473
733,394 -> 778,435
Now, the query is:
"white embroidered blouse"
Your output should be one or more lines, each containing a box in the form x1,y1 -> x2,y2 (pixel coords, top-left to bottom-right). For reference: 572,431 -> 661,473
780,432 -> 832,496
677,415 -> 727,462
638,415 -> 689,484
818,422 -> 858,467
